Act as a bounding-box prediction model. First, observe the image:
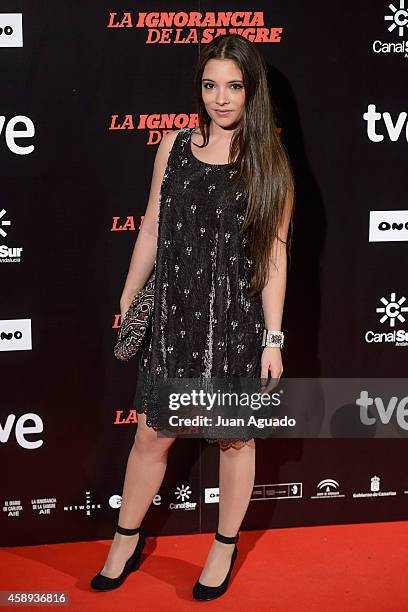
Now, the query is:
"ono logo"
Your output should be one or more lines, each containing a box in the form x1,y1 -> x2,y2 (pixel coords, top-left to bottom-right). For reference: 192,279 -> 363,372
0,13 -> 23,47
0,319 -> 32,350
369,210 -> 408,242
205,487 -> 219,503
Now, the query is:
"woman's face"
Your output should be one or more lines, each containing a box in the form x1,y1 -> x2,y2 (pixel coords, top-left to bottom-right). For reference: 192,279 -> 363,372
201,58 -> 245,129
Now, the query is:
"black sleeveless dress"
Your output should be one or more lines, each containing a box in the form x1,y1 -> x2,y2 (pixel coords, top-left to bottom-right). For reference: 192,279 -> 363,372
133,126 -> 265,447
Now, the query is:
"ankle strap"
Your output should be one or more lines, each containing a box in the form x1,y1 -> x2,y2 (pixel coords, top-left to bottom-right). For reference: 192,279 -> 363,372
116,524 -> 140,535
215,531 -> 239,544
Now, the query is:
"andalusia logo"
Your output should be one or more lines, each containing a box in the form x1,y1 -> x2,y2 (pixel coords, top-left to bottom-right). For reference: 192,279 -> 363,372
384,1 -> 408,36
376,292 -> 408,327
169,484 -> 197,510
175,484 -> 191,501
371,1 -> 408,57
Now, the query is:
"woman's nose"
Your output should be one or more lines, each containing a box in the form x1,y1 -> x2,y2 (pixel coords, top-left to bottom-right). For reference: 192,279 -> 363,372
215,88 -> 229,105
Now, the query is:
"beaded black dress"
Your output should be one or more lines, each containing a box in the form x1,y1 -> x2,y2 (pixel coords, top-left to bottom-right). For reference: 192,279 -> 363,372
133,126 -> 265,448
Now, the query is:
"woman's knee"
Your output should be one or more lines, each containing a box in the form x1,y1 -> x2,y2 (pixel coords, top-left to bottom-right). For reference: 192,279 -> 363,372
134,413 -> 175,455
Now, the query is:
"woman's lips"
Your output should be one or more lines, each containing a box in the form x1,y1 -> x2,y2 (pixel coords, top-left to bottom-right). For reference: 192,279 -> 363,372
214,109 -> 232,116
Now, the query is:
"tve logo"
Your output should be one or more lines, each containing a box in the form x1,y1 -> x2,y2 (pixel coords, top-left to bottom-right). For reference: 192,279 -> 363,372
369,210 -> 408,242
0,115 -> 35,155
363,104 -> 408,142
0,13 -> 23,47
0,413 -> 43,449
358,390 -> 408,431
0,319 -> 32,351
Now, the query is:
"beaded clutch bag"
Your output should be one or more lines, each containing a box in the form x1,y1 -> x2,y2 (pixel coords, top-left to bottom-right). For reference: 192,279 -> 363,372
114,270 -> 155,362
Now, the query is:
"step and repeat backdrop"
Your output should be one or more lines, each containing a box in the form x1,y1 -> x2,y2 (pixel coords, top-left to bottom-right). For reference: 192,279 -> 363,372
1,2 -> 407,547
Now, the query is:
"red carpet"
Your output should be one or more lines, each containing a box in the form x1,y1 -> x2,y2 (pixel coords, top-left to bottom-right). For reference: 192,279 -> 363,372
1,522 -> 407,611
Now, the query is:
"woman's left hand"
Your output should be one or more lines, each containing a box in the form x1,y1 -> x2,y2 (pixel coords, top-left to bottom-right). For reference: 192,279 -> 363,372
260,346 -> 283,393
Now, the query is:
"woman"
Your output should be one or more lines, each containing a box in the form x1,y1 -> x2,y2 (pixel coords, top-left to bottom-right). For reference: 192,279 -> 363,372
91,33 -> 294,601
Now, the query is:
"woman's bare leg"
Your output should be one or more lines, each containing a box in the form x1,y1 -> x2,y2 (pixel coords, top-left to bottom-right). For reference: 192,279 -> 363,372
100,412 -> 175,577
198,439 -> 256,586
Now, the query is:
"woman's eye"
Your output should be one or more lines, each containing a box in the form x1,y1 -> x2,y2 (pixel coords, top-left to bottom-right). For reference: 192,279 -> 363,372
202,83 -> 243,90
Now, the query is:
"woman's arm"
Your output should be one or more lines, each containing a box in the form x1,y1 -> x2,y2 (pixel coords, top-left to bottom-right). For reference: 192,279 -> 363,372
261,191 -> 293,330
261,239 -> 287,332
119,129 -> 180,314
260,191 -> 294,379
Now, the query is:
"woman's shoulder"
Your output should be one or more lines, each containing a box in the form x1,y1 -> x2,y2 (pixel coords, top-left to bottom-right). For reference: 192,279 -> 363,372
162,126 -> 192,145
154,128 -> 192,170
158,127 -> 191,157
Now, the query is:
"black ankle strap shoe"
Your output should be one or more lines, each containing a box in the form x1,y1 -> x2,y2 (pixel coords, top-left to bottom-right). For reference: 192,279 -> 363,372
192,531 -> 239,601
90,524 -> 146,591
214,531 -> 239,544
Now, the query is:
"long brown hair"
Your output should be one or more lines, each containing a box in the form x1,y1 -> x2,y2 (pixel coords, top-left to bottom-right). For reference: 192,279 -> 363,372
193,34 -> 295,296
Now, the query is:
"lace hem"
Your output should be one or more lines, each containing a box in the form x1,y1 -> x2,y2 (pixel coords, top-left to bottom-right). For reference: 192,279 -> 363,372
135,369 -> 254,449
136,406 -> 254,450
